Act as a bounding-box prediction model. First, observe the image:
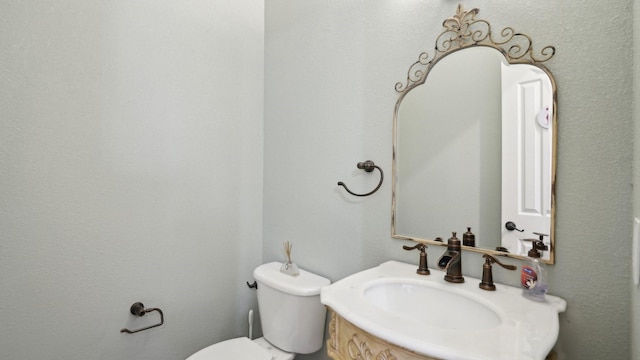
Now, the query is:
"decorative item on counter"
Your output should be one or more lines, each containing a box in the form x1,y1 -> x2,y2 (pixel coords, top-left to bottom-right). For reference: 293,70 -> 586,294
280,241 -> 300,276
463,227 -> 476,247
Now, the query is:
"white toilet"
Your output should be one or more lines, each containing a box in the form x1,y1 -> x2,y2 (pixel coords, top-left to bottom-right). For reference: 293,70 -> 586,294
186,262 -> 331,360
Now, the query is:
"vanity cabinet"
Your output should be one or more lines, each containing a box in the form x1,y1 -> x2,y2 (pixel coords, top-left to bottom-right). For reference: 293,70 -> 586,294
326,309 -> 558,360
326,309 -> 439,360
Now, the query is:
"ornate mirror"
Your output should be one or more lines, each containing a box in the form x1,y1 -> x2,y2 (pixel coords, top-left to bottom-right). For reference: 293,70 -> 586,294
391,5 -> 557,263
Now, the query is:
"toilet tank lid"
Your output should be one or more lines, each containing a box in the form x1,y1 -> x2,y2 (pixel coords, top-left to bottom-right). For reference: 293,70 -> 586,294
254,262 -> 330,296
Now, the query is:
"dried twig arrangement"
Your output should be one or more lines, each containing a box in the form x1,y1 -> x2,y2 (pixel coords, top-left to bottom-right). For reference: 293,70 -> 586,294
280,241 -> 299,276
283,241 -> 293,264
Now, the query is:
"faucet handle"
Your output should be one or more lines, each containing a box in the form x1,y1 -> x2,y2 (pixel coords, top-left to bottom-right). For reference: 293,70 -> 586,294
402,243 -> 426,252
485,254 -> 517,270
479,254 -> 517,291
402,243 -> 429,275
532,232 -> 549,250
522,233 -> 549,257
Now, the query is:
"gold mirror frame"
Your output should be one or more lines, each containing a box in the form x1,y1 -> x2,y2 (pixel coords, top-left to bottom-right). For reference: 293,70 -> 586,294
391,4 -> 557,263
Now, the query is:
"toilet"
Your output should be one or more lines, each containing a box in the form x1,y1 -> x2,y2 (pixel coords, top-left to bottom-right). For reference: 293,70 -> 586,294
186,262 -> 331,360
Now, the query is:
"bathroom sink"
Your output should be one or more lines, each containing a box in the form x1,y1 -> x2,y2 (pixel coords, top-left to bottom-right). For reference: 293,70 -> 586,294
364,280 -> 502,331
321,261 -> 566,360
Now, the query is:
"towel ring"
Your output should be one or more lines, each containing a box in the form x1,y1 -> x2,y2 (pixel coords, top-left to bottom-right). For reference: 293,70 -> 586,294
337,160 -> 384,197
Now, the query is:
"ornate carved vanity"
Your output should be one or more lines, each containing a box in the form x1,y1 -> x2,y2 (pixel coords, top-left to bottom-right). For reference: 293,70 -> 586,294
326,310 -> 557,360
327,311 -> 438,360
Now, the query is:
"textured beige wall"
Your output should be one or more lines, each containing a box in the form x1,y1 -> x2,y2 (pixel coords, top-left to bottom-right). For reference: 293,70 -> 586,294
633,0 -> 640,358
264,1 -> 633,359
0,2 -> 264,359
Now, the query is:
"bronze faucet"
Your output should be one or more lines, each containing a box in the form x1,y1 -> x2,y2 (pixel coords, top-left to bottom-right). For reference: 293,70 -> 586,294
403,243 -> 429,275
479,254 -> 517,291
437,232 -> 464,283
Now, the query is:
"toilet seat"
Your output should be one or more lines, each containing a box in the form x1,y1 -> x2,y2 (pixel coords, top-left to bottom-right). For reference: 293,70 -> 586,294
186,337 -> 272,360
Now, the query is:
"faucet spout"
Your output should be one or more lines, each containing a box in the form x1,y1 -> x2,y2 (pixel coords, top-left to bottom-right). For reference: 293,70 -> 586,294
438,250 -> 460,269
437,232 -> 465,283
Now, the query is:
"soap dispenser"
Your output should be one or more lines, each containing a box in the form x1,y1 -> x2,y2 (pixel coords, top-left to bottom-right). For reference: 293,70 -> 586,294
521,233 -> 549,302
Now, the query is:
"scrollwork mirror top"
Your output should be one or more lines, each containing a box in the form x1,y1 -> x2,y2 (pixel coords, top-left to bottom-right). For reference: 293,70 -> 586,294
395,5 -> 555,94
392,4 -> 557,263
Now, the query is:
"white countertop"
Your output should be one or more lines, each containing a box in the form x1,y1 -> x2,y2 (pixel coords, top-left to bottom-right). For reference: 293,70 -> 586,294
321,260 -> 566,360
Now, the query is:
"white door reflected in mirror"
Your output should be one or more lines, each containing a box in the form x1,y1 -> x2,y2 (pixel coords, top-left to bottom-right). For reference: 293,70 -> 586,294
501,63 -> 554,261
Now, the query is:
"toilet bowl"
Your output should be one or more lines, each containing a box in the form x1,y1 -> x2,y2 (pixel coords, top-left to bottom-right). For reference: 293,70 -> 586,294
185,262 -> 330,359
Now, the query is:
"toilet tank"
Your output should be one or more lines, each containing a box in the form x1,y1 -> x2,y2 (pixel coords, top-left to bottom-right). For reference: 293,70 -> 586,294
253,262 -> 331,354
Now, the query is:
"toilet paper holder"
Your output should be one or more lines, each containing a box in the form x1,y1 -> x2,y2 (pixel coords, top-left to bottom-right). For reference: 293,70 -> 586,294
120,302 -> 164,334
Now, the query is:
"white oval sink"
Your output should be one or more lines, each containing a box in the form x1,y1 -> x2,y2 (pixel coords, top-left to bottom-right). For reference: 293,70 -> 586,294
321,261 -> 566,360
364,280 -> 502,330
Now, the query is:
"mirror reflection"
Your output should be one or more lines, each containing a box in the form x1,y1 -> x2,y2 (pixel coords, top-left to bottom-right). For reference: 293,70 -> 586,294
391,5 -> 557,263
395,47 -> 503,249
